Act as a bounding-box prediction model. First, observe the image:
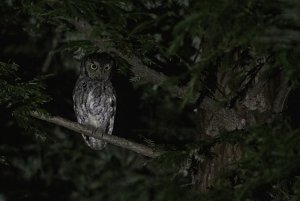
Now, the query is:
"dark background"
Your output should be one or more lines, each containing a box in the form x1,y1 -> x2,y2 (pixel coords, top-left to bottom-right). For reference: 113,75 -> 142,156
1,0 -> 300,201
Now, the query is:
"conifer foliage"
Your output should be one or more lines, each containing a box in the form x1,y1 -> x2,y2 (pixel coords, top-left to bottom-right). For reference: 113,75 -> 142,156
0,0 -> 300,201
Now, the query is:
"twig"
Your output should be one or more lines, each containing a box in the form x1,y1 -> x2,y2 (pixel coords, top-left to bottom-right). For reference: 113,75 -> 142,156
42,26 -> 62,73
31,111 -> 162,158
272,72 -> 292,113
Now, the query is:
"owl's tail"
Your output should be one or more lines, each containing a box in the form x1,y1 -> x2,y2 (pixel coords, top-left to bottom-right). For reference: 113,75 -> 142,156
82,134 -> 107,150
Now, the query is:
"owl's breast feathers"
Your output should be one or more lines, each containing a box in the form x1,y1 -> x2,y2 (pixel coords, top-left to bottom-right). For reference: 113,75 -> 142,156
73,77 -> 116,149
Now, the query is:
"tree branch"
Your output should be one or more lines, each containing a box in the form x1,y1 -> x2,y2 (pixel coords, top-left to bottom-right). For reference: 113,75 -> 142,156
67,19 -> 192,99
31,111 -> 162,158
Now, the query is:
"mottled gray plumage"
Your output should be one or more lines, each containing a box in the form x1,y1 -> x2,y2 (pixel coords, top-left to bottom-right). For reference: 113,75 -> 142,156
73,53 -> 116,150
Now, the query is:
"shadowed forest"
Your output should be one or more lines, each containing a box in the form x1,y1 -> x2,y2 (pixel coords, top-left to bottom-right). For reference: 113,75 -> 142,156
0,0 -> 300,201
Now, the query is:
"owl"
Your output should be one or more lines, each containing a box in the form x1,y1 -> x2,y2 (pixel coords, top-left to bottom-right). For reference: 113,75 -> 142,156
73,52 -> 116,150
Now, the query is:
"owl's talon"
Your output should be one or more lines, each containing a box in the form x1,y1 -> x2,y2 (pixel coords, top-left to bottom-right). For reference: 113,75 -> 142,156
83,134 -> 89,141
92,127 -> 105,138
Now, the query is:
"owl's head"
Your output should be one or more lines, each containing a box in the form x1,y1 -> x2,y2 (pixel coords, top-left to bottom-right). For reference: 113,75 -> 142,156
81,52 -> 115,81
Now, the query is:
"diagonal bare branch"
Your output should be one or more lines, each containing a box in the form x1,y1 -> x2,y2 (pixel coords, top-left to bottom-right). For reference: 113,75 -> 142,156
31,111 -> 162,158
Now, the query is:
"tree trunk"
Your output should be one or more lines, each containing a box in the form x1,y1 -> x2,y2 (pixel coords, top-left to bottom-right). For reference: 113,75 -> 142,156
193,51 -> 291,190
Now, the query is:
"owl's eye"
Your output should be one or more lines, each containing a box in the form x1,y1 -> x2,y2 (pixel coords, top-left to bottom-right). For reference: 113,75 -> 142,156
104,65 -> 111,71
90,63 -> 97,70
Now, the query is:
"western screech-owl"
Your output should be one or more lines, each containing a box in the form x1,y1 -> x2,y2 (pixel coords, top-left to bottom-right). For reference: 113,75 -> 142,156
73,53 -> 116,150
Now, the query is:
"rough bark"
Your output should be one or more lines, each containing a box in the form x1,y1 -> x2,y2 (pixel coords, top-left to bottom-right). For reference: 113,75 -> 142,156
194,51 -> 291,190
